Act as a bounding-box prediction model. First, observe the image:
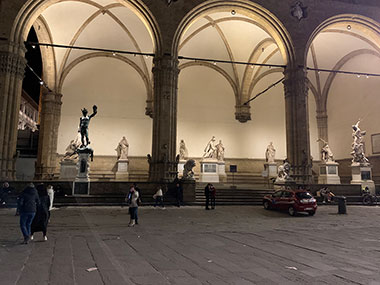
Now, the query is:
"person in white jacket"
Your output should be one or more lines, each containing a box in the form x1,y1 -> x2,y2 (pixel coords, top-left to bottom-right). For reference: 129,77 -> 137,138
153,185 -> 165,208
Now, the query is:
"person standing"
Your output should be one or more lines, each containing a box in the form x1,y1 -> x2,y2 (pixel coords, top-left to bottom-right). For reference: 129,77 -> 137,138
175,182 -> 183,207
204,183 -> 211,210
17,183 -> 40,244
0,181 -> 13,206
153,185 -> 165,208
210,184 -> 216,209
47,185 -> 54,211
127,186 -> 139,227
31,185 -> 50,241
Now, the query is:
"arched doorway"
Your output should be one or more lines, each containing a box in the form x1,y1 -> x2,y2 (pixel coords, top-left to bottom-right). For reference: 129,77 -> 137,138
306,15 -> 380,181
173,1 -> 294,179
10,0 -> 161,180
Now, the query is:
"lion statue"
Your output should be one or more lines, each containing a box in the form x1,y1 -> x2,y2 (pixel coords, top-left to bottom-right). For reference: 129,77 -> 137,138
182,159 -> 196,180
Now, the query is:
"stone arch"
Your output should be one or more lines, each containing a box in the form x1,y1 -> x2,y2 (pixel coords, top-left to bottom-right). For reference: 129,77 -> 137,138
172,0 -> 294,123
172,0 -> 294,64
321,49 -> 380,110
305,14 -> 380,159
33,16 -> 57,90
305,14 -> 380,65
179,61 -> 239,103
10,0 -> 162,93
11,0 -> 162,56
8,0 -> 162,179
59,52 -> 152,101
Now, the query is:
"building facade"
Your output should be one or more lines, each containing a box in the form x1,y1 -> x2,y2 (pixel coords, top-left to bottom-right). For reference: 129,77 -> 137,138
1,0 -> 380,182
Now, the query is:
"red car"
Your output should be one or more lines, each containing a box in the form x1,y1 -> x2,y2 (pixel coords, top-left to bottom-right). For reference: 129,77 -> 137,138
263,189 -> 317,216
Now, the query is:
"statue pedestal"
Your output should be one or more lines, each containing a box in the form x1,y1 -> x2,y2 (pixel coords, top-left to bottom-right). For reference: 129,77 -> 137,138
115,159 -> 129,180
318,162 -> 341,184
218,161 -> 227,182
199,158 -> 219,183
264,163 -> 278,178
59,160 -> 77,180
351,164 -> 375,194
178,160 -> 186,178
73,148 -> 92,195
274,180 -> 296,190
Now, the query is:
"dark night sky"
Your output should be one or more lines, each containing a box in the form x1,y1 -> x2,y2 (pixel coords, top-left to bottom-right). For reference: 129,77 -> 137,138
22,26 -> 42,104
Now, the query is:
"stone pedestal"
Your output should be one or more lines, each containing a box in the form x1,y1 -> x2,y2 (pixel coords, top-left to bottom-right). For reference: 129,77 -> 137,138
199,159 -> 219,183
318,162 -> 341,184
59,160 -> 77,180
351,164 -> 375,194
264,163 -> 278,178
178,160 -> 186,178
73,148 -> 92,195
115,159 -> 129,180
218,161 -> 227,182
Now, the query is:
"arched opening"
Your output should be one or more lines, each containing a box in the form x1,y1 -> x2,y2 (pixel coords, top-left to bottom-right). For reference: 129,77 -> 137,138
15,27 -> 42,181
11,0 -> 161,180
306,15 -> 380,180
173,1 -> 294,176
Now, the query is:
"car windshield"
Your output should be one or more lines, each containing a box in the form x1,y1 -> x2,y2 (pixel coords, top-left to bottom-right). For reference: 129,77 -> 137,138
296,192 -> 313,199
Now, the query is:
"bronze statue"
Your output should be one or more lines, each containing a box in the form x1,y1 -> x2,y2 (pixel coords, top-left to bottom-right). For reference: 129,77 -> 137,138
78,105 -> 97,147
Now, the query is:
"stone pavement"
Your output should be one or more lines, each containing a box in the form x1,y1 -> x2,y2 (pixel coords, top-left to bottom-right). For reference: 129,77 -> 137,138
1,205 -> 380,285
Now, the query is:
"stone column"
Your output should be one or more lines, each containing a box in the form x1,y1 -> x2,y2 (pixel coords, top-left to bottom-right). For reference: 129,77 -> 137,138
0,46 -> 26,180
35,89 -> 62,179
283,67 -> 312,184
149,55 -> 179,182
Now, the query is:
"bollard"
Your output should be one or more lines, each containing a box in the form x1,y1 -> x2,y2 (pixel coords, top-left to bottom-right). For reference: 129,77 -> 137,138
336,196 -> 347,214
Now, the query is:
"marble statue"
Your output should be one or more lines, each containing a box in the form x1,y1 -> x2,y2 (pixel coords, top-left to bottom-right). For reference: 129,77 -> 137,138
216,140 -> 225,161
62,134 -> 81,161
277,159 -> 291,181
203,136 -> 217,159
179,139 -> 188,160
351,119 -> 369,165
79,105 -> 97,147
115,136 -> 129,160
265,142 -> 276,163
317,138 -> 334,163
182,159 -> 196,180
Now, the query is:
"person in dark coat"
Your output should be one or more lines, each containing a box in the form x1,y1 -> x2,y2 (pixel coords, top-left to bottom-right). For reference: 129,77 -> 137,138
0,181 -> 13,206
17,183 -> 40,244
31,184 -> 50,241
175,182 -> 183,207
204,183 -> 211,210
210,184 -> 216,210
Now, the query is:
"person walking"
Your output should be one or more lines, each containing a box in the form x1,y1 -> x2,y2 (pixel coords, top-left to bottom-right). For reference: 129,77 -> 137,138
31,185 -> 50,241
210,184 -> 216,209
17,183 -> 40,244
204,183 -> 211,210
127,186 -> 139,227
133,183 -> 142,224
153,185 -> 165,208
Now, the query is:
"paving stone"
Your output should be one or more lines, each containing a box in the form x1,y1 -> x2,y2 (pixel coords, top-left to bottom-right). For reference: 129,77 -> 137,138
1,206 -> 380,284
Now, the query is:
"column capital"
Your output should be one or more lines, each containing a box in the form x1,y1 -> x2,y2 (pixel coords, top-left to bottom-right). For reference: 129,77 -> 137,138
235,104 -> 251,123
0,51 -> 26,79
152,54 -> 179,74
283,67 -> 309,99
41,89 -> 63,104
